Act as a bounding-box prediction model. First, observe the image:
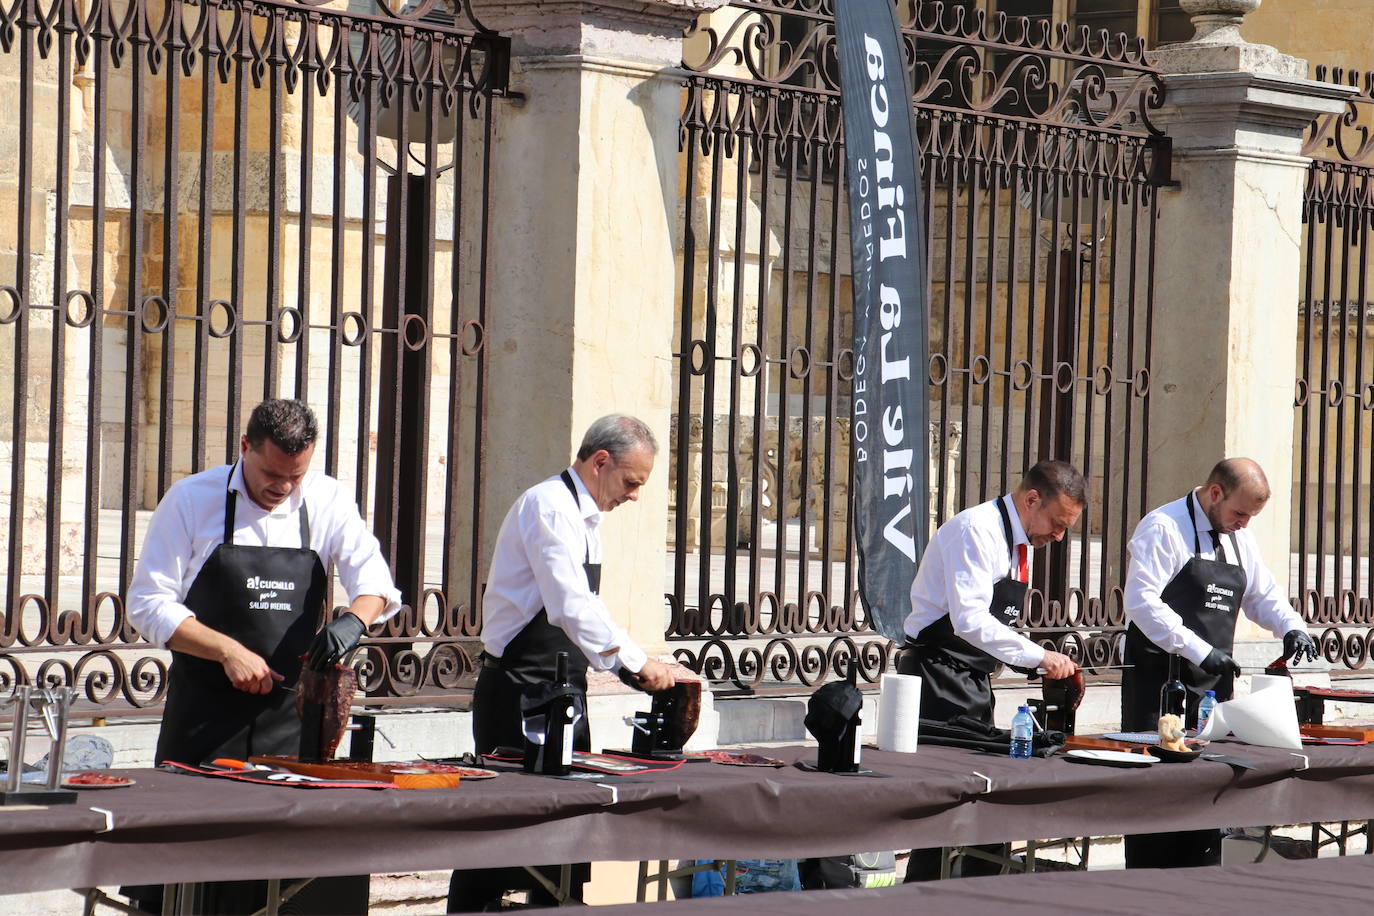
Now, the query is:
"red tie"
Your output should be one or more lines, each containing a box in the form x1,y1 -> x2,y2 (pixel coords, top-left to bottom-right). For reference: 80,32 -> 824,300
1017,543 -> 1029,583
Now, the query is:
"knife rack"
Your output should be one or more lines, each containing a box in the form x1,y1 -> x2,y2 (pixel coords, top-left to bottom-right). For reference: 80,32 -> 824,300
2,686 -> 78,806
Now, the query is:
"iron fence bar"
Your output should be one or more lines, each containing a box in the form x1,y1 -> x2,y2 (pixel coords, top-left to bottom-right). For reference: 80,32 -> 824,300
697,99 -> 724,635
798,122 -> 820,634
723,92 -> 750,624
45,0 -> 74,617
190,3 -> 217,475
326,18 -> 348,482
671,92 -> 699,634
80,6 -> 111,626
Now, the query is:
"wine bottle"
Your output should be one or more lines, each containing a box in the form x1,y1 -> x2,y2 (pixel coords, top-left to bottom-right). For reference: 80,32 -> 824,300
1159,654 -> 1187,726
542,651 -> 576,776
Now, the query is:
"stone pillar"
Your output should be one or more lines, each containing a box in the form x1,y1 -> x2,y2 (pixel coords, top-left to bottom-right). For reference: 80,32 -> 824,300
470,0 -> 722,655
1146,0 -> 1352,639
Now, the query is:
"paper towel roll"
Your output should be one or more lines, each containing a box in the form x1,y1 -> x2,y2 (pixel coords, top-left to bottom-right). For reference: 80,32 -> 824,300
877,674 -> 922,753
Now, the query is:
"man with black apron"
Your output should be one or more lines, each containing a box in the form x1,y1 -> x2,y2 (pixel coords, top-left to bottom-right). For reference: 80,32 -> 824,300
1121,457 -> 1316,869
448,414 -> 675,911
126,399 -> 401,914
896,459 -> 1085,881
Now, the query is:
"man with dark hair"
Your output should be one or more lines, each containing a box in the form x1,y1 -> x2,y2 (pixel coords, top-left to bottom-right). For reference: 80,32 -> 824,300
129,398 -> 400,763
448,413 -> 673,911
126,399 -> 399,912
896,459 -> 1084,882
1120,456 -> 1316,869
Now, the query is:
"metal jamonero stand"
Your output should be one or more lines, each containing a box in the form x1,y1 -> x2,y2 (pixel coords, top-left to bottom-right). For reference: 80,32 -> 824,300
2,685 -> 79,806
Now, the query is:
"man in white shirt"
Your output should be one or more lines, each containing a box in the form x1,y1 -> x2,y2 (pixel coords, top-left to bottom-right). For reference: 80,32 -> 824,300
1121,457 -> 1316,869
897,459 -> 1082,723
125,398 -> 400,913
449,414 -> 673,911
897,460 -> 1083,883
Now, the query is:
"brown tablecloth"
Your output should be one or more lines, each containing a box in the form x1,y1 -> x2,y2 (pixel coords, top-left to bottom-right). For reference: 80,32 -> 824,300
2,741 -> 1372,893
539,854 -> 1374,915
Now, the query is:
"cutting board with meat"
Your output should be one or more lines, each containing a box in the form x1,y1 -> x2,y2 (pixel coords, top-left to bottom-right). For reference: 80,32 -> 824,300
248,757 -> 495,788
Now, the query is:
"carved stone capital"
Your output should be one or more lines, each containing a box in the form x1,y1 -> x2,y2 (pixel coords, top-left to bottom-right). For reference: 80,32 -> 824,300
468,0 -> 727,62
1179,0 -> 1261,45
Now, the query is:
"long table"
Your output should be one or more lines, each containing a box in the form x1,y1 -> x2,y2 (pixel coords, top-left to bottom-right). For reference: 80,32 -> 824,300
531,854 -> 1374,915
3,741 -> 1373,894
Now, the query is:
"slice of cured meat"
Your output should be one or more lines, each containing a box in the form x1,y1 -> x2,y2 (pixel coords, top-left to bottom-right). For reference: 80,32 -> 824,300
704,750 -> 785,767
295,662 -> 358,760
63,771 -> 136,788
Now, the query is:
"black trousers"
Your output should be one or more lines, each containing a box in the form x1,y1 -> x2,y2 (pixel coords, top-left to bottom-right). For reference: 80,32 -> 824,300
447,665 -> 591,912
894,646 -> 1005,881
1120,667 -> 1222,870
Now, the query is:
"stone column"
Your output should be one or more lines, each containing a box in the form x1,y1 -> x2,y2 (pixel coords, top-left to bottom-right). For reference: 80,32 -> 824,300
470,0 -> 722,655
1146,0 -> 1352,641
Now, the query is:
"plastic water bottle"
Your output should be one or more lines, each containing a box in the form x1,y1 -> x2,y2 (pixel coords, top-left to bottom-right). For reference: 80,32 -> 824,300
1010,705 -> 1034,759
1197,690 -> 1217,734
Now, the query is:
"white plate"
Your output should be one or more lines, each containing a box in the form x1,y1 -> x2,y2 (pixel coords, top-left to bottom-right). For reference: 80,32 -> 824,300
1065,749 -> 1157,767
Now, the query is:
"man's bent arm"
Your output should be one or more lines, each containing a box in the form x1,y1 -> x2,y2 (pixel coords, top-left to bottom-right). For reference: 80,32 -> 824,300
166,617 -> 282,695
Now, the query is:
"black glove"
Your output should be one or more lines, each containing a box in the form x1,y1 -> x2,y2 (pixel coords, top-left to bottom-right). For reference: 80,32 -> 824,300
1199,647 -> 1241,678
1283,629 -> 1318,664
306,612 -> 367,671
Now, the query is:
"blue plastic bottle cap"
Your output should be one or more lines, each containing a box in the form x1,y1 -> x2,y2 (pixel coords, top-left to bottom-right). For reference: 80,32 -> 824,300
1017,705 -> 1029,712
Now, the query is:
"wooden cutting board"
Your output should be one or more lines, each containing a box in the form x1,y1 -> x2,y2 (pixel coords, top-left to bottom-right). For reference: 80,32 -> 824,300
1299,724 -> 1374,741
1059,735 -> 1152,755
249,756 -> 463,788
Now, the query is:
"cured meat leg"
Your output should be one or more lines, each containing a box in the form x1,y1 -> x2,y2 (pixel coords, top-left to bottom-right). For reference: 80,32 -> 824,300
296,662 -> 358,761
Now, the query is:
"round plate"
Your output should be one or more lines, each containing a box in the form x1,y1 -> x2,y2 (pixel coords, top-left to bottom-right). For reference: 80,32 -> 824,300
455,767 -> 499,780
62,772 -> 136,789
1064,749 -> 1156,768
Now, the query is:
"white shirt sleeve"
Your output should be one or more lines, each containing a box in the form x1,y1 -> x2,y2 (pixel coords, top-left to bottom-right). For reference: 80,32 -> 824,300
1123,518 -> 1213,665
1238,538 -> 1306,638
519,501 -> 646,673
317,480 -> 402,622
126,486 -> 198,649
943,522 -> 1045,669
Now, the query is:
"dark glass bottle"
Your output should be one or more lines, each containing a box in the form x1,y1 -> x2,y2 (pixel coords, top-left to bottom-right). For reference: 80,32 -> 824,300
544,651 -> 576,776
524,651 -> 577,776
1159,654 -> 1187,726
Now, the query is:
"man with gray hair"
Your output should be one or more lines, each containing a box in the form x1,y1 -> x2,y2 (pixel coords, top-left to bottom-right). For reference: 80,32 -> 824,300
449,414 -> 673,911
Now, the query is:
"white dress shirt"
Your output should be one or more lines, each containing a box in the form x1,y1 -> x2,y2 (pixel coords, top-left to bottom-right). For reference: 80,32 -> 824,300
481,467 -> 647,674
1123,491 -> 1304,665
903,494 -> 1045,669
127,462 -> 402,648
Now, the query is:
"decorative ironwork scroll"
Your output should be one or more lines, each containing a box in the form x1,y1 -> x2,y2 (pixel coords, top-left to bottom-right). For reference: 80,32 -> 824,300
0,0 -> 508,707
669,0 -> 1166,688
1295,67 -> 1374,670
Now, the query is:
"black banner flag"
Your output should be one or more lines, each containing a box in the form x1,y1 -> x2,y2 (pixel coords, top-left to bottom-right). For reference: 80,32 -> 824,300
834,0 -> 929,643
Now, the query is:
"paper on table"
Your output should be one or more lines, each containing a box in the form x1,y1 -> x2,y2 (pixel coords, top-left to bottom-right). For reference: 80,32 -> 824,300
1197,679 -> 1301,749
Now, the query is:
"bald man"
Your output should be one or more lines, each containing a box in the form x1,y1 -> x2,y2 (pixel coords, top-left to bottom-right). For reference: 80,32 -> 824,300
1120,457 -> 1316,868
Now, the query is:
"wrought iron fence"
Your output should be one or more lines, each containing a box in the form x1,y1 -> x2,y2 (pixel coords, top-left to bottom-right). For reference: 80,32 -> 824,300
1296,66 -> 1374,670
0,0 -> 508,709
668,0 -> 1167,688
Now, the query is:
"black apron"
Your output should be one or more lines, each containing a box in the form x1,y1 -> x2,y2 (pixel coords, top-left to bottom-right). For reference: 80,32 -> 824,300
896,497 -> 1028,724
472,470 -> 598,755
1121,494 -> 1247,732
155,469 -> 327,764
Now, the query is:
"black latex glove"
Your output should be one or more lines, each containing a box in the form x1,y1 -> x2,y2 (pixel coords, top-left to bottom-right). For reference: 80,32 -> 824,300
1199,647 -> 1241,678
306,612 -> 367,670
1283,629 -> 1318,664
